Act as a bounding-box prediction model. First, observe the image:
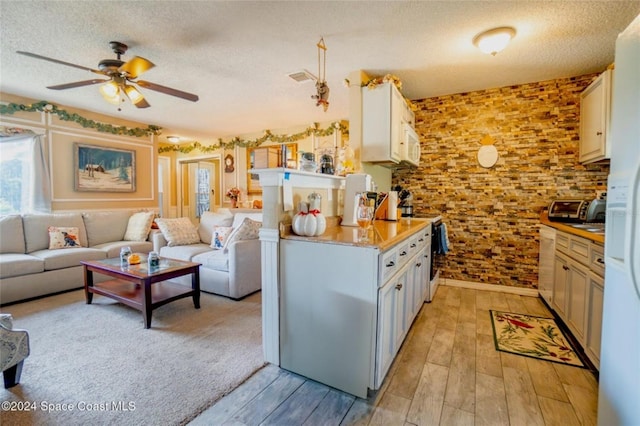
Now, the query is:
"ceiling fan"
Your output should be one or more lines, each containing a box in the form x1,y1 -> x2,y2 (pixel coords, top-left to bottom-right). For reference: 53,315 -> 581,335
17,41 -> 199,108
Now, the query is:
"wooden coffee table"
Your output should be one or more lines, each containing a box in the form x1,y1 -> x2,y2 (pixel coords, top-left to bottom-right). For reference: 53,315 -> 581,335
81,256 -> 201,329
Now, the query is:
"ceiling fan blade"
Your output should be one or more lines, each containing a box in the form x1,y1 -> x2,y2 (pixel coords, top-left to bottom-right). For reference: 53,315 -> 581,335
16,51 -> 105,75
119,56 -> 155,79
134,97 -> 151,109
136,80 -> 199,102
47,79 -> 109,90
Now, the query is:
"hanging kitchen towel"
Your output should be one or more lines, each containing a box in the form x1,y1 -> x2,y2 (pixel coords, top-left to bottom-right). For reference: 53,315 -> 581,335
439,223 -> 450,254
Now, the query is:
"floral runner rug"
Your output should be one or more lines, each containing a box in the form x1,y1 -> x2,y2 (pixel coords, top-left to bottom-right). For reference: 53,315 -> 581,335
490,310 -> 585,367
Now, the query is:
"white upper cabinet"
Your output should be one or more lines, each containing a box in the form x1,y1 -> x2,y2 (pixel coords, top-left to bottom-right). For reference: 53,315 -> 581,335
580,69 -> 613,163
362,82 -> 417,166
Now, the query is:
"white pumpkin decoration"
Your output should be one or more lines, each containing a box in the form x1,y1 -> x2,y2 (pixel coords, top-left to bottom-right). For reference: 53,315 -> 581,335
292,201 -> 326,237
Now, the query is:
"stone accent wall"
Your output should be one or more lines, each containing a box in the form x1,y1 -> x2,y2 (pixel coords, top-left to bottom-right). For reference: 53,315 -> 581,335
393,74 -> 610,290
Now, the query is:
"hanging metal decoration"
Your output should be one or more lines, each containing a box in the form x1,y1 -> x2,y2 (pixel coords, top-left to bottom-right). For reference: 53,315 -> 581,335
311,37 -> 330,112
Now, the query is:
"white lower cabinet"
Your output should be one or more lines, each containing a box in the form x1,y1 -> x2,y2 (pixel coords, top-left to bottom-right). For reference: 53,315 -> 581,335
566,258 -> 589,344
376,265 -> 407,387
551,230 -> 604,368
586,271 -> 604,369
553,252 -> 570,318
279,223 -> 431,398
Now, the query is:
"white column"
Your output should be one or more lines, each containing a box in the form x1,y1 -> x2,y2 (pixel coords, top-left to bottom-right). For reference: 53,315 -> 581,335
259,184 -> 283,364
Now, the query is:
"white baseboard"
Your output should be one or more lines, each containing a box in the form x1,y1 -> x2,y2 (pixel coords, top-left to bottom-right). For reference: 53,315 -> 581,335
442,278 -> 539,297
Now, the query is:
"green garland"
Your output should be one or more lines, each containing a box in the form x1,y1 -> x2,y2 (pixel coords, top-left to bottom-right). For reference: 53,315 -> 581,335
158,121 -> 349,154
0,101 -> 162,137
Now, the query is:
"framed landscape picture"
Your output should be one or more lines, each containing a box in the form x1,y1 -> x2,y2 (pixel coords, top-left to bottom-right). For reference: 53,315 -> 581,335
74,143 -> 136,192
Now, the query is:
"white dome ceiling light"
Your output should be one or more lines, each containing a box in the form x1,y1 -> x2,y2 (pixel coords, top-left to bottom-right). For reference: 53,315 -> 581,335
473,27 -> 516,56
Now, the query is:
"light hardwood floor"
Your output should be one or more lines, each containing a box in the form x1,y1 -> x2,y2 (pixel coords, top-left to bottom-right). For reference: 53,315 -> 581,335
190,285 -> 599,425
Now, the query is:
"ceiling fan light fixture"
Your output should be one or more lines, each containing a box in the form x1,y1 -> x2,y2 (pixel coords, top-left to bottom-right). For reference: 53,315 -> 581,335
99,81 -> 119,98
473,26 -> 516,56
166,136 -> 180,144
124,85 -> 144,105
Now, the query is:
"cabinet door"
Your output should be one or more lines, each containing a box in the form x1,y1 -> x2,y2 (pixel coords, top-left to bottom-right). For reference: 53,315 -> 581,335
390,84 -> 404,162
580,70 -> 611,163
553,252 -> 570,320
567,259 -> 589,344
362,83 -> 401,163
376,276 -> 401,387
586,271 -> 604,369
394,267 -> 410,351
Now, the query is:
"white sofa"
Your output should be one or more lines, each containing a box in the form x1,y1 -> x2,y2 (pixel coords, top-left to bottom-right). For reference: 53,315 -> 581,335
0,211 -> 154,305
153,209 -> 262,300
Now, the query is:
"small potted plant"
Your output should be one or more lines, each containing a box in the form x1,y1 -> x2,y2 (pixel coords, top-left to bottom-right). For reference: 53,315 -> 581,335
226,187 -> 241,208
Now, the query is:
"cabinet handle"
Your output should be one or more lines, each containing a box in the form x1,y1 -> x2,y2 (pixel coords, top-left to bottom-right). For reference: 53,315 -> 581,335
596,131 -> 603,136
416,262 -> 422,267
563,265 -> 569,271
386,261 -> 395,267
395,283 -> 403,290
410,243 -> 417,248
419,238 -> 424,242
596,258 -> 605,264
400,251 -> 407,256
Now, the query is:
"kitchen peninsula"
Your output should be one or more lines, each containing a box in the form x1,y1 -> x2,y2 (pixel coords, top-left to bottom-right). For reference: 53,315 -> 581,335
253,168 -> 434,397
281,218 -> 432,398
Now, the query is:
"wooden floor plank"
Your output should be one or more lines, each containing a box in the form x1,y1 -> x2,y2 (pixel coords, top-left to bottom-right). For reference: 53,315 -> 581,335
505,293 -> 529,314
475,372 -> 509,426
444,352 -> 476,413
525,357 -> 569,402
439,403 -> 474,426
538,395 -> 581,426
367,391 -> 411,426
563,383 -> 599,426
475,290 -> 493,311
444,286 -> 461,307
476,333 -> 503,378
437,304 -> 459,331
262,380 -> 329,425
503,366 -> 545,426
426,327 -> 455,366
304,389 -> 355,426
489,292 -> 511,311
339,398 -> 375,426
521,296 -> 552,317
406,362 -> 449,426
476,309 -> 494,336
453,321 -> 476,357
188,364 -> 282,425
230,371 -> 305,425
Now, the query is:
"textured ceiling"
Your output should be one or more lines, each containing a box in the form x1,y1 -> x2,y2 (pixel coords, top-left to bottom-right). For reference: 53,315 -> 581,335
1,1 -> 639,144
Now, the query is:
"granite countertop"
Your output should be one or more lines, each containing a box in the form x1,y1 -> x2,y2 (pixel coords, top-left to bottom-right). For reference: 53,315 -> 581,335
540,212 -> 605,245
281,217 -> 432,251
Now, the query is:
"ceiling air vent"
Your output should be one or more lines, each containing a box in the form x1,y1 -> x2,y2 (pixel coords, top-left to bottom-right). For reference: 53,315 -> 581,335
287,69 -> 316,83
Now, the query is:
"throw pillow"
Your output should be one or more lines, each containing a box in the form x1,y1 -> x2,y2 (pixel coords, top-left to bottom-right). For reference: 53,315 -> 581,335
123,211 -> 155,241
210,226 -> 234,249
198,210 -> 234,245
223,217 -> 261,253
155,217 -> 200,247
48,226 -> 83,249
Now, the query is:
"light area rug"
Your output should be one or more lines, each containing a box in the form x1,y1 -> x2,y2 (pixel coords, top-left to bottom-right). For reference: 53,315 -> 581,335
1,289 -> 265,425
490,310 -> 585,367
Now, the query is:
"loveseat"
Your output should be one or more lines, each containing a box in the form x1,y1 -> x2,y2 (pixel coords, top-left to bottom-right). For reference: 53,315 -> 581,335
153,209 -> 262,300
0,210 -> 155,305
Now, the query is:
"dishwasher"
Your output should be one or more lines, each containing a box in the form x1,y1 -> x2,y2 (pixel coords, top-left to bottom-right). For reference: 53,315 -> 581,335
538,224 -> 556,306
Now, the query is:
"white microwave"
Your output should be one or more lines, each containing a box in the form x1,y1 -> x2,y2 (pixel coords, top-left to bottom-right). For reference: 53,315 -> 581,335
403,123 -> 421,166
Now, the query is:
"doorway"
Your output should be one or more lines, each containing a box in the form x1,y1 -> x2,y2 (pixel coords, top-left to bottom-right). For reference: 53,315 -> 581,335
178,157 -> 221,223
